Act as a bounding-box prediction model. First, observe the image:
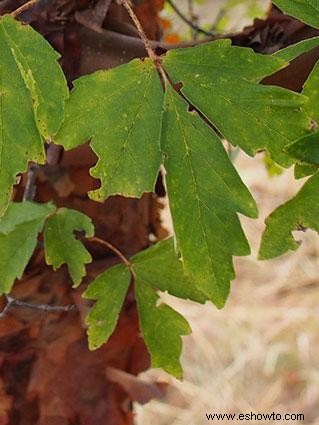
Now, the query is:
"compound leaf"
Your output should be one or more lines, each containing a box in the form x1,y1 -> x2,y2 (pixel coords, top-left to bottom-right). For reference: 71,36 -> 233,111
162,87 -> 257,307
56,59 -> 164,201
135,278 -> 191,379
273,1 -> 319,29
259,172 -> 319,259
44,208 -> 94,286
0,201 -> 56,294
83,264 -> 131,350
163,39 -> 310,167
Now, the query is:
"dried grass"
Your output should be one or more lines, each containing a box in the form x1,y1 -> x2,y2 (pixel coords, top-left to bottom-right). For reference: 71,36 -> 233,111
136,153 -> 319,424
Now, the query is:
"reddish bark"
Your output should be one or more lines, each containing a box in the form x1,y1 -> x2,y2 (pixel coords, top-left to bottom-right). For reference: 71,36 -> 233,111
0,1 -> 164,424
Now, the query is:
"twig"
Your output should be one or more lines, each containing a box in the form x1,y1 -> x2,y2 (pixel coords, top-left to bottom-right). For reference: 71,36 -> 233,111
22,163 -> 39,201
0,294 -> 76,319
11,0 -> 37,18
89,236 -> 136,278
187,0 -> 197,40
119,0 -> 167,83
166,0 -> 214,37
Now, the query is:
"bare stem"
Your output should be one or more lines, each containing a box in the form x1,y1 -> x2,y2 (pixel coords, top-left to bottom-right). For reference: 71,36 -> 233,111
89,236 -> 136,279
0,294 -> 76,319
167,0 -> 214,37
11,0 -> 37,18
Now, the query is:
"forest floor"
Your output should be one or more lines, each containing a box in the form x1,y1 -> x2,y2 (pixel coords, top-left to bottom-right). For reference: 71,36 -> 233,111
136,152 -> 319,425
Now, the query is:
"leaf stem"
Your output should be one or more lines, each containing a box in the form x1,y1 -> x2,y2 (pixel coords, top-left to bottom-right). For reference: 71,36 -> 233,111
11,0 -> 37,18
89,236 -> 136,279
0,294 -> 76,319
119,0 -> 167,83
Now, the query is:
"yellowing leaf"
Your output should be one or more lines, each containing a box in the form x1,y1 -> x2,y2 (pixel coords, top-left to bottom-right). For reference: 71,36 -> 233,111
0,15 -> 68,215
56,59 -> 164,200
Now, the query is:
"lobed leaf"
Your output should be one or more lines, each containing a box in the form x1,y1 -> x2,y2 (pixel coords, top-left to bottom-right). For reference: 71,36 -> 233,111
83,264 -> 131,350
56,59 -> 164,200
163,39 -> 310,167
162,87 -> 257,307
259,172 -> 319,259
0,15 -> 68,215
0,202 -> 56,294
135,278 -> 191,379
44,208 -> 94,286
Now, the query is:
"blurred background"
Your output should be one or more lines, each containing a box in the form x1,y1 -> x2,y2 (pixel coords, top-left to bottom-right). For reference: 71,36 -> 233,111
136,1 -> 319,424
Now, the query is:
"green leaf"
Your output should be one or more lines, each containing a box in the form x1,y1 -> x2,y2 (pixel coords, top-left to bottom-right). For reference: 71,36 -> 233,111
273,1 -> 319,29
273,36 -> 319,61
285,61 -> 319,167
162,87 -> 257,307
44,208 -> 94,286
0,15 -> 68,139
0,202 -> 56,294
132,238 -> 208,304
163,39 -> 310,167
259,172 -> 319,259
56,59 -> 164,201
135,278 -> 191,379
84,238 -> 203,375
286,132 -> 319,164
83,265 -> 131,350
294,163 -> 319,178
0,15 -> 68,215
302,60 -> 319,121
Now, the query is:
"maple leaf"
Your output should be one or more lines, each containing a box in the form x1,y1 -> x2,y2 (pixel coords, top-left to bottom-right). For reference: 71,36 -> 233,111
260,172 -> 319,259
56,59 -> 164,200
44,208 -> 94,286
163,39 -> 310,167
0,202 -> 56,294
162,87 -> 257,307
0,15 -> 68,215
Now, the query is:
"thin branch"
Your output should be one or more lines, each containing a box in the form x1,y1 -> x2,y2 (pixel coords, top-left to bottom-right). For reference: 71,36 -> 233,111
0,294 -> 76,319
166,0 -> 214,37
11,0 -> 37,17
89,236 -> 136,279
119,0 -> 167,83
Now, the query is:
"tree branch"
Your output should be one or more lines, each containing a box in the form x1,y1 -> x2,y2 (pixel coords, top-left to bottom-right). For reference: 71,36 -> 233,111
11,0 -> 37,18
0,294 -> 76,319
119,0 -> 167,83
166,0 -> 215,37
